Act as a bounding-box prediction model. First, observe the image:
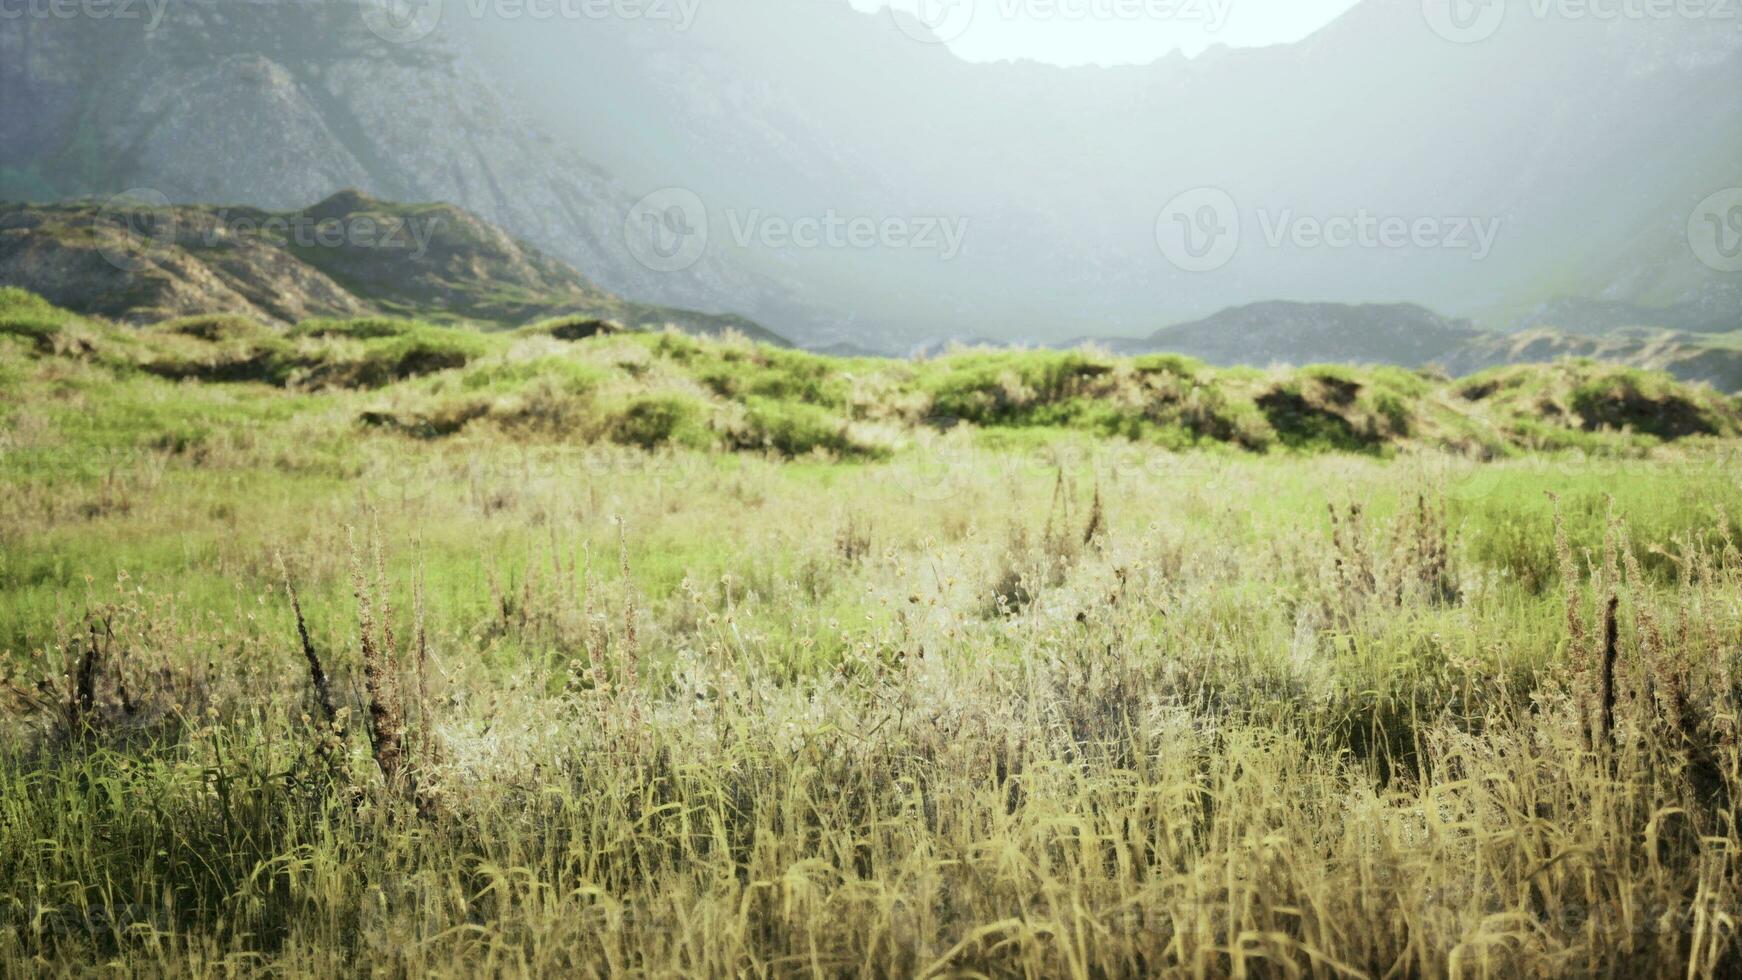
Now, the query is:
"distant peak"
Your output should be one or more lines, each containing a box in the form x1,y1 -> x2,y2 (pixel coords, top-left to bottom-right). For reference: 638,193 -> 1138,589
303,189 -> 382,220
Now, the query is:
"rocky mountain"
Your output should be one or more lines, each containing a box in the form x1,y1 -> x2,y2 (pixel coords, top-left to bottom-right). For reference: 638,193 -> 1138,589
0,0 -> 816,339
0,192 -> 791,343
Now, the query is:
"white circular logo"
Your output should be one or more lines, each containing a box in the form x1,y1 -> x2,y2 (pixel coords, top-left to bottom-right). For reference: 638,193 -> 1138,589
625,187 -> 709,274
892,419 -> 979,503
1132,451 -> 1232,495
363,450 -> 441,508
361,0 -> 443,45
94,188 -> 175,274
891,0 -> 976,44
1155,187 -> 1239,273
1421,0 -> 1506,44
1690,188 -> 1742,274
1441,458 -> 1508,504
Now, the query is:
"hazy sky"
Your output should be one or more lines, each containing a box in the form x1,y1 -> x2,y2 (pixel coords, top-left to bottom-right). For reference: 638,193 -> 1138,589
849,0 -> 1365,65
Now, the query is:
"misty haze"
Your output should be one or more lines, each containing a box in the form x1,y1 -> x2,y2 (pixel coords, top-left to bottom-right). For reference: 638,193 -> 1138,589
2,0 -> 1742,975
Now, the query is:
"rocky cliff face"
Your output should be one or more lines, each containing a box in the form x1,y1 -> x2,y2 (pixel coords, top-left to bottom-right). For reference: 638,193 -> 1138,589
0,0 -> 814,338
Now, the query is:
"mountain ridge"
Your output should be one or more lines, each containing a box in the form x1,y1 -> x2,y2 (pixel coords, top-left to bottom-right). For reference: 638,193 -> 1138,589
3,0 -> 1737,350
462,0 -> 1742,343
0,191 -> 792,344
1074,299 -> 1742,392
0,0 -> 821,339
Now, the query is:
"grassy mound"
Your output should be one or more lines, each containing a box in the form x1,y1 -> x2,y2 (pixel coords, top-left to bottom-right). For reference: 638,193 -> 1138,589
518,314 -> 626,342
3,290 -> 1740,460
0,285 -> 96,354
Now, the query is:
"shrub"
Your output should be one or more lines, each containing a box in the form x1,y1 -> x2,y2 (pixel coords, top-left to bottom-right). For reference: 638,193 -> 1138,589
921,351 -> 1116,425
293,317 -> 419,340
609,394 -> 710,450
739,397 -> 872,458
521,315 -> 625,342
1132,353 -> 1204,379
158,314 -> 274,343
697,347 -> 849,407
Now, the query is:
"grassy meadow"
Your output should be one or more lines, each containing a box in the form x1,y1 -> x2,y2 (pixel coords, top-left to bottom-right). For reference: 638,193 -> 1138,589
7,287 -> 1742,975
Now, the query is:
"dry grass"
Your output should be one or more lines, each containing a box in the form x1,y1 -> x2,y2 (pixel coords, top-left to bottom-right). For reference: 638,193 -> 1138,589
5,418 -> 1742,975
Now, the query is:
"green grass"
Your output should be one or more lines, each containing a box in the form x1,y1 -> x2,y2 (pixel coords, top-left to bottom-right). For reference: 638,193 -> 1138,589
6,291 -> 1742,975
9,290 -> 1740,461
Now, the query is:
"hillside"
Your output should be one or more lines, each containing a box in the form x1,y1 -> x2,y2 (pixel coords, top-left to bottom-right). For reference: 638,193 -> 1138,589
6,1 -> 1736,349
1104,301 -> 1483,365
461,0 -> 1742,343
1520,293 -> 1742,336
1079,300 -> 1742,394
0,193 -> 790,344
1440,327 -> 1742,394
0,1 -> 817,339
6,288 -> 1738,462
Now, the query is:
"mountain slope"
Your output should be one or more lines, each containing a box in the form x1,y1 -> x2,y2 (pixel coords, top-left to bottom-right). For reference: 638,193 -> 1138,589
1104,301 -> 1483,365
462,0 -> 1742,345
1440,328 -> 1742,393
1079,300 -> 1742,392
4,0 -> 1737,351
0,193 -> 791,343
1520,294 -> 1742,336
0,0 -> 818,340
